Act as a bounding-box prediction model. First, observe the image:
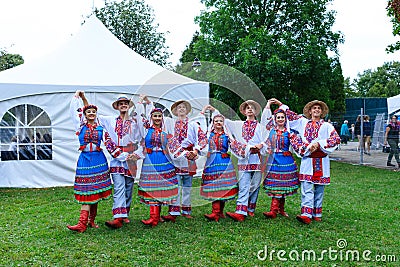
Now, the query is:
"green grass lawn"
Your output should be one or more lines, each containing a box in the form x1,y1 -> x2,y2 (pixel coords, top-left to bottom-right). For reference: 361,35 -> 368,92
0,161 -> 399,266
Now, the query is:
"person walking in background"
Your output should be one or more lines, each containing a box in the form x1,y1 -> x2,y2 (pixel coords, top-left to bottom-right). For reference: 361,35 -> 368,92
363,115 -> 372,155
384,115 -> 400,168
260,99 -> 299,219
350,123 -> 355,141
274,99 -> 340,224
67,91 -> 112,233
340,120 -> 350,145
354,115 -> 363,151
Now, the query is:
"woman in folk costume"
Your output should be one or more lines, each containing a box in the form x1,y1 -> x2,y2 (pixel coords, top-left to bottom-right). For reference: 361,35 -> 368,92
275,98 -> 340,224
67,91 -> 113,233
131,108 -> 179,227
208,100 -> 265,221
259,99 -> 299,219
199,113 -> 240,222
161,100 -> 205,221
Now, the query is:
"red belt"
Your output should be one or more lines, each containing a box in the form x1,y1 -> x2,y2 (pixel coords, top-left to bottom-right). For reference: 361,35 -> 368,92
309,149 -> 327,158
250,147 -> 260,154
146,147 -> 164,154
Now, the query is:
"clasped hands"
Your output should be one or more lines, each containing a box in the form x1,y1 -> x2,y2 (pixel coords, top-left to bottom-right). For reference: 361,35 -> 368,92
185,150 -> 198,160
307,142 -> 320,153
127,153 -> 140,161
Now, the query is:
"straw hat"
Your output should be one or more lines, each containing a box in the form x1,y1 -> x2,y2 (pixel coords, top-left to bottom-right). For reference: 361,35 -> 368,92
303,100 -> 329,119
171,100 -> 192,116
112,95 -> 134,110
239,100 -> 261,116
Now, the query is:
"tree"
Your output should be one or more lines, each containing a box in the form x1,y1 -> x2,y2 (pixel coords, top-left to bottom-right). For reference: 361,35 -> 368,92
94,0 -> 171,66
387,0 -> 400,52
0,49 -> 24,72
354,61 -> 400,97
343,77 -> 360,98
180,0 -> 345,115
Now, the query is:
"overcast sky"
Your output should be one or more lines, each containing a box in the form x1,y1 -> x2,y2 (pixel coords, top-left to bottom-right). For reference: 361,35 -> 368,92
0,0 -> 399,80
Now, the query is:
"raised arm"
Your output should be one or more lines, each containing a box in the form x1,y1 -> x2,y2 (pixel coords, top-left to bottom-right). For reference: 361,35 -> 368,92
261,99 -> 273,126
70,91 -> 85,133
273,99 -> 306,131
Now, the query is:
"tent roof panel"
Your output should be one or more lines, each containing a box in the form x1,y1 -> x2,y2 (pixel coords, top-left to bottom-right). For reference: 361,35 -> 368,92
0,16 -> 195,86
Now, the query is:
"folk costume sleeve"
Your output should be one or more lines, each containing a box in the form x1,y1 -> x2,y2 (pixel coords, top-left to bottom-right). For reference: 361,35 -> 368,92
261,106 -> 273,127
315,122 -> 341,155
135,101 -> 154,139
103,131 -> 127,160
70,95 -> 85,134
289,131 -> 310,158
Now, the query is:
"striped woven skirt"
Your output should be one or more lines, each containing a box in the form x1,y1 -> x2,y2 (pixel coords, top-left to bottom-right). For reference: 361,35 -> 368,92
201,153 -> 238,201
74,151 -> 112,204
138,151 -> 178,205
264,152 -> 299,198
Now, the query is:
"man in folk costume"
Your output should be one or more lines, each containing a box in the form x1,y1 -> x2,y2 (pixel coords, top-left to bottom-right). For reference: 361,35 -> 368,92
211,100 -> 265,221
94,94 -> 146,229
161,100 -> 206,222
275,99 -> 340,224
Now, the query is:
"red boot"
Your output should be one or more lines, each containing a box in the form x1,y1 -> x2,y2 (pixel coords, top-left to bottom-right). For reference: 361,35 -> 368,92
204,201 -> 220,222
142,206 -> 160,227
296,215 -> 312,224
219,201 -> 226,218
161,214 -> 177,223
123,207 -> 131,224
226,211 -> 245,222
312,217 -> 322,222
263,198 -> 279,219
105,217 -> 124,229
278,198 -> 289,217
88,204 -> 99,228
67,210 -> 89,233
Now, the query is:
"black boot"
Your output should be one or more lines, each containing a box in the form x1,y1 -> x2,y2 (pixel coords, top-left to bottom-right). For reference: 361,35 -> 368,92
387,162 -> 395,167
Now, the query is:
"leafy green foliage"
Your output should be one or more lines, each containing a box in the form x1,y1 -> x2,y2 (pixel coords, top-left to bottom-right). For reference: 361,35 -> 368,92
180,0 -> 345,115
0,49 -> 24,71
353,61 -> 400,97
94,0 -> 171,67
343,77 -> 360,98
387,0 -> 400,52
0,161 -> 399,266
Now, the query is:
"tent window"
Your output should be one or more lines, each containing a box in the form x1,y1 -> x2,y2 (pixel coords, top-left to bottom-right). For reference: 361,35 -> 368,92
0,104 -> 52,161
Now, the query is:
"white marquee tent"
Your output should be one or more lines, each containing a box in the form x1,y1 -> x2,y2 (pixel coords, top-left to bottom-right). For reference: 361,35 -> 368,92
0,16 -> 209,188
387,94 -> 400,116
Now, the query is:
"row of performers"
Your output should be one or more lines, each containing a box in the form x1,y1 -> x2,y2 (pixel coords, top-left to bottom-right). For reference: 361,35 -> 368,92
66,91 -> 340,232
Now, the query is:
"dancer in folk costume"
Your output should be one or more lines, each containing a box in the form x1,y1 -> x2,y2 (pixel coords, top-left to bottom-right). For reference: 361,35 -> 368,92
79,92 -> 147,229
209,100 -> 265,221
67,91 -> 113,233
131,108 -> 179,227
260,99 -> 299,219
275,99 -> 340,224
199,113 -> 241,222
161,100 -> 205,222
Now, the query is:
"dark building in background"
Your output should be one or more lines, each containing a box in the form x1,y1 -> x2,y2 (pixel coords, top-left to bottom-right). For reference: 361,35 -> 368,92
344,98 -> 387,124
